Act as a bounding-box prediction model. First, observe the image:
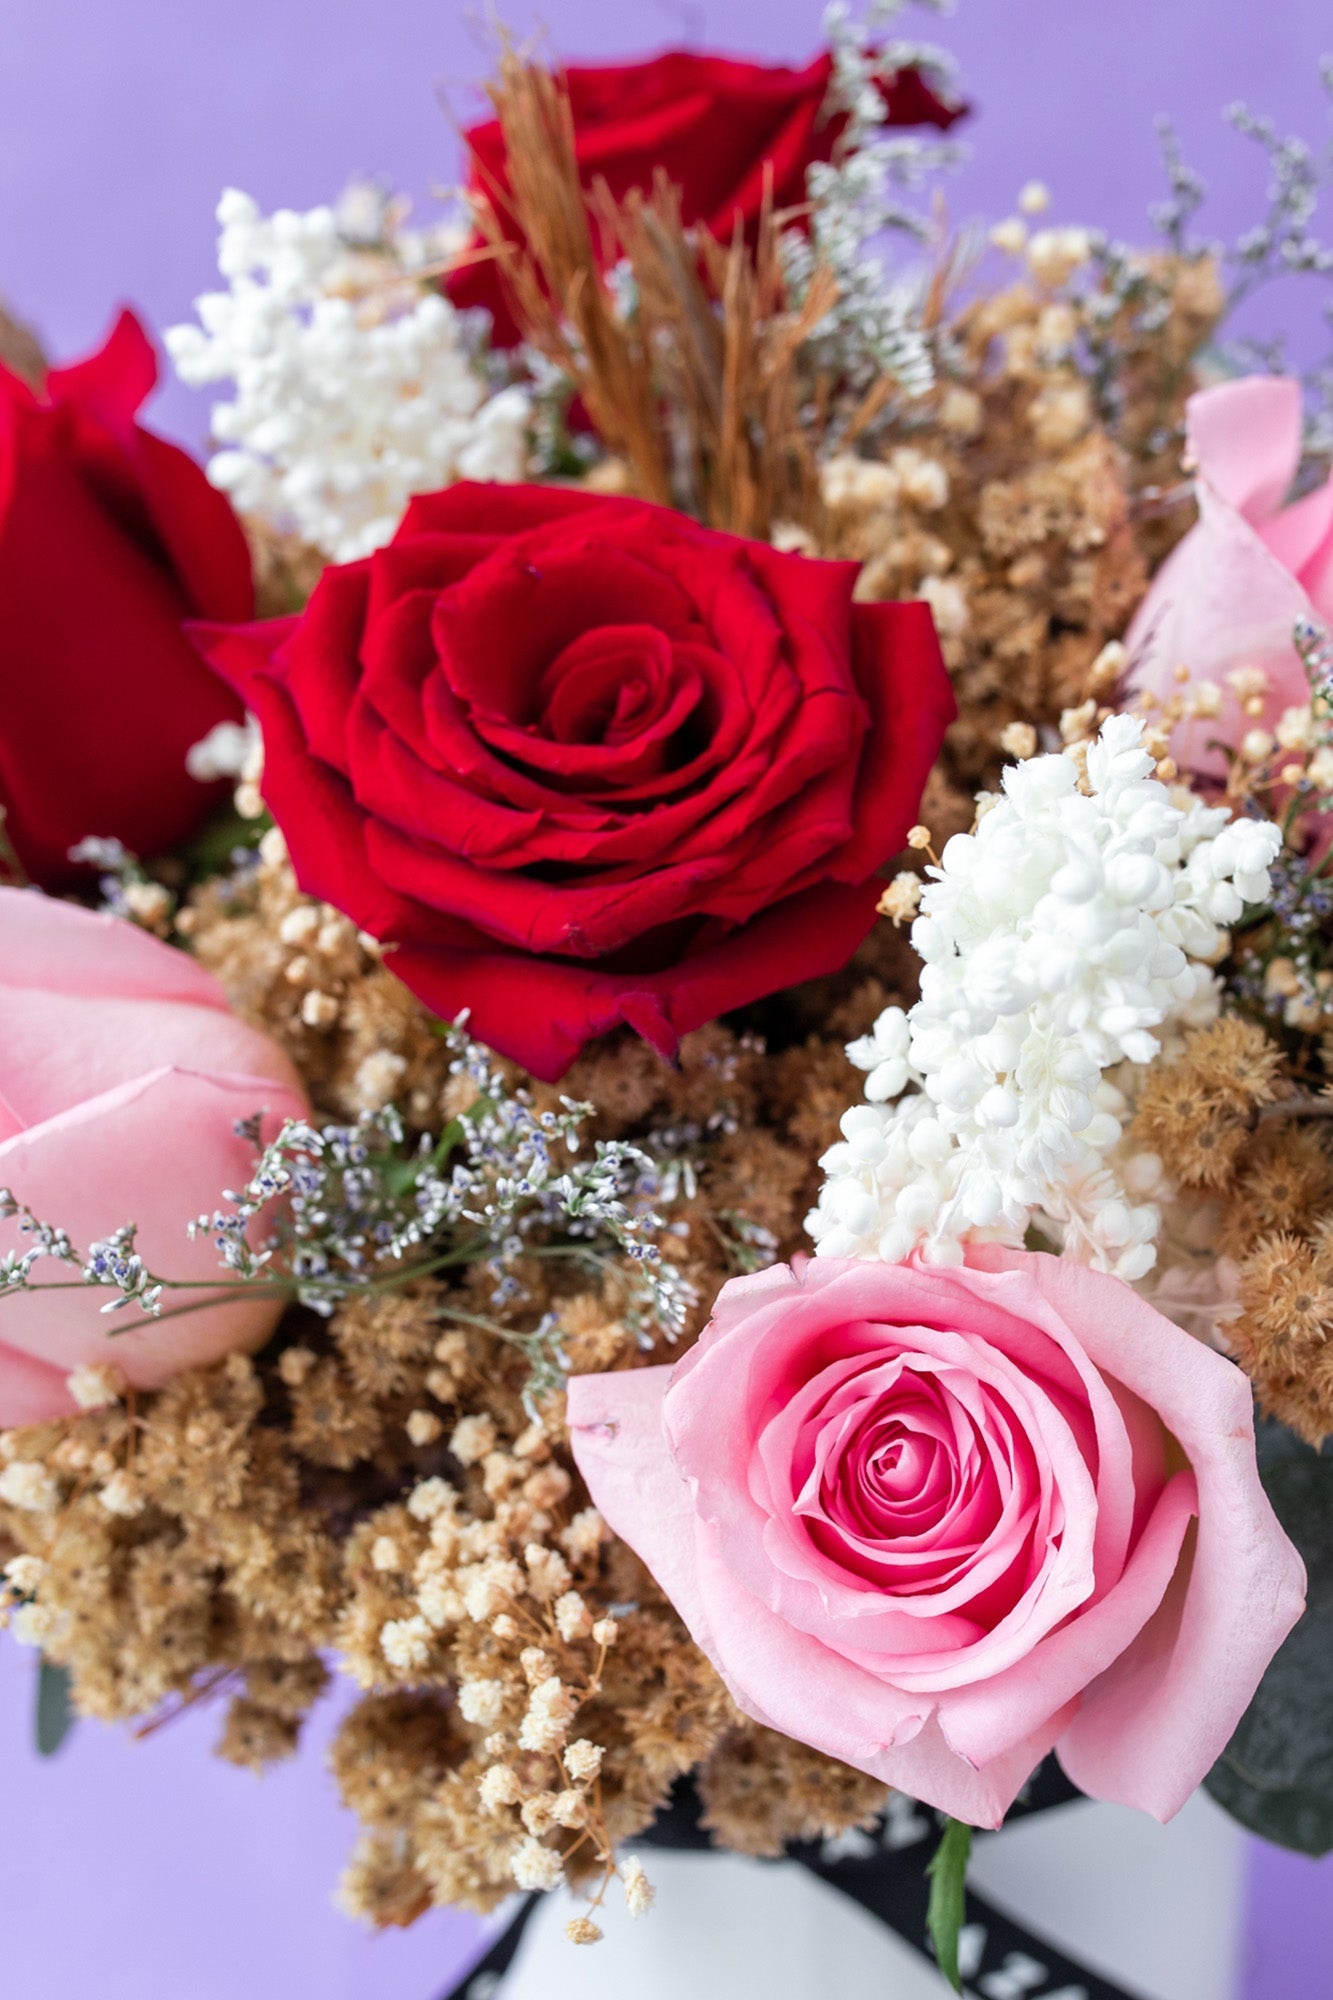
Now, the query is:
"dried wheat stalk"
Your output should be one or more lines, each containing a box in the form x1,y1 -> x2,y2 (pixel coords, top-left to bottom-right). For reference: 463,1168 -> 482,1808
470,52 -> 671,507
0,299 -> 46,389
470,50 -> 838,539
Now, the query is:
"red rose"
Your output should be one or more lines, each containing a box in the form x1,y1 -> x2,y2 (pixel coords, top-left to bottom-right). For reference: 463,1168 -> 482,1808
196,485 -> 952,1080
448,49 -> 964,345
0,310 -> 252,886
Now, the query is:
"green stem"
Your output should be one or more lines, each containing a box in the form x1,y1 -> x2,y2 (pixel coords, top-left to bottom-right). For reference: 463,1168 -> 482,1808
0,1239 -> 496,1329
529,1243 -> 620,1273
926,1818 -> 973,1995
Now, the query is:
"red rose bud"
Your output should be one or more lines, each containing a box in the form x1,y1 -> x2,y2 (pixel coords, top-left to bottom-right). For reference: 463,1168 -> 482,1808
195,485 -> 953,1081
0,310 -> 253,885
448,48 -> 965,346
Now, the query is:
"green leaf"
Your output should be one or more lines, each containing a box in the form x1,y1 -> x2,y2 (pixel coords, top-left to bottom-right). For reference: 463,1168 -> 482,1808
429,1116 -> 472,1172
175,801 -> 269,882
1205,1419 -> 1333,1853
35,1658 -> 75,1758
380,1113 -> 480,1198
926,1816 -> 972,1992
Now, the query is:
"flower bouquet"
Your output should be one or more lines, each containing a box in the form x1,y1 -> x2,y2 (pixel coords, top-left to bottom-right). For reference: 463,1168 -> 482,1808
3,6 -> 1333,1993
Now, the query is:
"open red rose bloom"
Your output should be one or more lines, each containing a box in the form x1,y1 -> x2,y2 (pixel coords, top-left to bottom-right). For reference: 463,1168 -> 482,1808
197,484 -> 953,1078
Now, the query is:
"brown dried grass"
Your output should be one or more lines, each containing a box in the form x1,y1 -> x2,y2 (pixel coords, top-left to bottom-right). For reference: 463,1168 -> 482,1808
0,298 -> 46,388
469,49 -> 838,539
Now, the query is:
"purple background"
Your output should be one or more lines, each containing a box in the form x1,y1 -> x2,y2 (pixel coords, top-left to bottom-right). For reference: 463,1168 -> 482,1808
4,0 -> 1332,445
0,1642 -> 475,2000
2,3 -> 1333,1995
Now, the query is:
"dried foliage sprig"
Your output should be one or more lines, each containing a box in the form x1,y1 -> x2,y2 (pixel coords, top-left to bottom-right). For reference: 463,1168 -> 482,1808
0,983 -> 888,1926
470,51 -> 670,506
470,50 -> 843,538
0,1018 -> 697,1405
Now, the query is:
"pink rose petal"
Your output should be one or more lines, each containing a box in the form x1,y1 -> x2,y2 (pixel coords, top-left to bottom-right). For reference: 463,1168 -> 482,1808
0,890 -> 309,1422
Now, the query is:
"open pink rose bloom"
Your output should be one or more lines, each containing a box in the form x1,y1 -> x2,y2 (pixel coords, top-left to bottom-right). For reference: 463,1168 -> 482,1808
0,888 -> 308,1424
1128,374 -> 1333,773
570,1248 -> 1305,1828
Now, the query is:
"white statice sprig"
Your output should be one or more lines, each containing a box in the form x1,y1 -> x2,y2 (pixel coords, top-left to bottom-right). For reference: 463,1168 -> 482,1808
166,188 -> 531,561
0,1018 -> 696,1406
786,0 -> 963,408
809,716 -> 1281,1279
191,1016 -> 699,1384
66,837 -> 176,933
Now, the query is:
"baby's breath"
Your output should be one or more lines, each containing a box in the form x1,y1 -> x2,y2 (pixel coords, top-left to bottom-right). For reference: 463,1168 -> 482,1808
809,716 -> 1282,1277
166,188 -> 531,560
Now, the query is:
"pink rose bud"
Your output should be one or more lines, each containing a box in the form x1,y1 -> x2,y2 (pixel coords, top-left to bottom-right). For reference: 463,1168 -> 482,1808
0,888 -> 308,1423
570,1248 -> 1305,1828
1127,375 -> 1333,778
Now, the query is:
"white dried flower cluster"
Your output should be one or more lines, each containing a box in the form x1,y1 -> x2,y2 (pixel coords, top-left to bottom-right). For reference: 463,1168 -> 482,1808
521,1788 -> 585,1835
809,717 -> 1281,1279
450,1414 -> 498,1467
519,1675 -> 579,1753
185,716 -> 262,785
0,1460 -> 59,1514
98,1470 -> 145,1519
166,188 -> 531,561
406,1477 -> 453,1522
0,1553 -> 46,1636
3,1555 -> 46,1596
458,1676 -> 507,1727
563,1738 -> 603,1784
10,1602 -> 57,1647
512,1835 -> 566,1893
379,1614 -> 433,1671
65,1363 -> 125,1412
480,1763 -> 524,1813
554,1590 -> 593,1641
622,1855 -> 655,1917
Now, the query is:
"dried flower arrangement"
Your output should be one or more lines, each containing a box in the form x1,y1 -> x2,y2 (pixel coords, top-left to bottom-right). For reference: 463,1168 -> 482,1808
5,5 -> 1333,1990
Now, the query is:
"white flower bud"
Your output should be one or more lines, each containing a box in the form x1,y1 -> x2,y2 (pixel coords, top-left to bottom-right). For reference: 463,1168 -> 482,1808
811,715 -> 1280,1277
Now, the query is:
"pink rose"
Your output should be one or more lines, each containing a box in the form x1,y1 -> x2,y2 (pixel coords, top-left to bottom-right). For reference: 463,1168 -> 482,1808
569,1248 -> 1304,1828
0,888 -> 309,1425
1127,375 -> 1333,776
